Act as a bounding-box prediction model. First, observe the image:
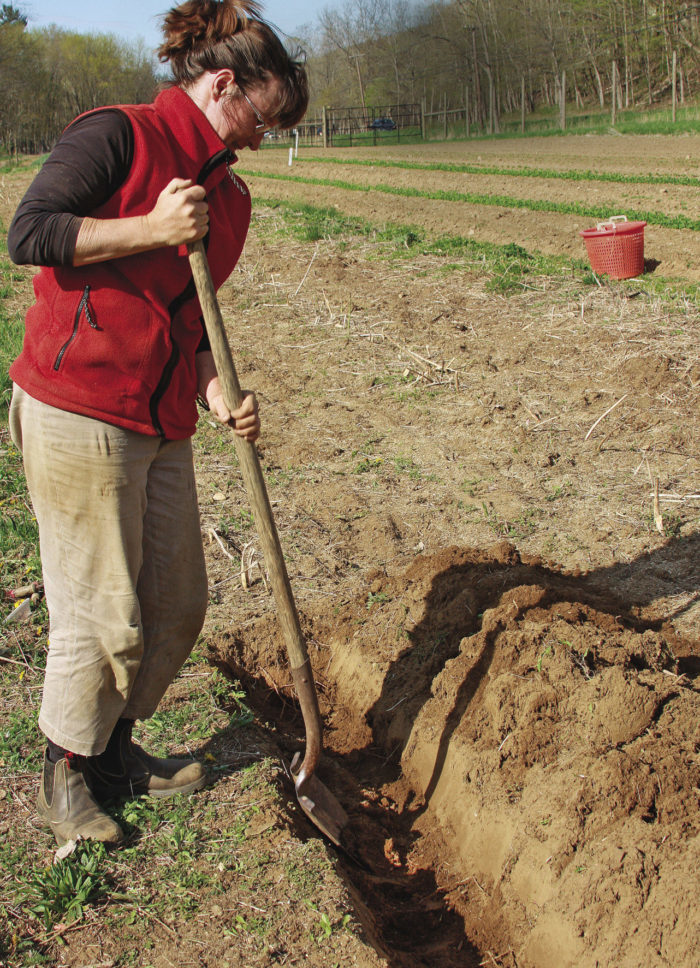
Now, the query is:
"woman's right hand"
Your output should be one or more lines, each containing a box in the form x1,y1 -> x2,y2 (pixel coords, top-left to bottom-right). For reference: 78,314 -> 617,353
73,178 -> 209,266
145,178 -> 209,246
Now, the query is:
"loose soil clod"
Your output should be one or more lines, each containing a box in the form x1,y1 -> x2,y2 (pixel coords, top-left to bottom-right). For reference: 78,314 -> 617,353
212,542 -> 699,968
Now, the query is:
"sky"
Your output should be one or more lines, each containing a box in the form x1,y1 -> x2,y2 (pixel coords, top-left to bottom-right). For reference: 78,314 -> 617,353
22,0 -> 324,51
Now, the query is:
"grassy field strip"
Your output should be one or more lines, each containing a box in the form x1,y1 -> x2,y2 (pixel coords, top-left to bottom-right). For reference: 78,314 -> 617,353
254,196 -> 700,304
295,155 -> 700,189
238,169 -> 700,233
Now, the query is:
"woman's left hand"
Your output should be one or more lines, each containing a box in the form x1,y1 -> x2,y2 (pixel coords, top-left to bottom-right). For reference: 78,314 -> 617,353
207,380 -> 260,442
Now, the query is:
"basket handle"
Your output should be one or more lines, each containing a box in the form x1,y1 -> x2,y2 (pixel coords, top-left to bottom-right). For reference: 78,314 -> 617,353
596,214 -> 628,231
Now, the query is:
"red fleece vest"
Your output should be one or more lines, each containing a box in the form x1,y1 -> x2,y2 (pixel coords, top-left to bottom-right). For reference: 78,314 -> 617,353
10,87 -> 251,439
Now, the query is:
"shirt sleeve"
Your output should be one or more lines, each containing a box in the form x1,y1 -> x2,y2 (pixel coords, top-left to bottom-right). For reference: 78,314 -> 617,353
7,109 -> 134,267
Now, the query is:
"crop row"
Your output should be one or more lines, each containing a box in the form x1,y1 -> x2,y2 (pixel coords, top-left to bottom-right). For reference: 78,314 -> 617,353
239,170 -> 700,233
299,156 -> 700,189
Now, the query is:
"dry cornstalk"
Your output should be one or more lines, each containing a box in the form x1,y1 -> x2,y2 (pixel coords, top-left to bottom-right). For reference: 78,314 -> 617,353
584,394 -> 628,440
653,478 -> 664,534
209,528 -> 239,561
240,541 -> 270,592
293,244 -> 319,297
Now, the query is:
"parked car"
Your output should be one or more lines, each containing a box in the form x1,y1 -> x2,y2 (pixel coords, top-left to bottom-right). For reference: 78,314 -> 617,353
368,117 -> 396,131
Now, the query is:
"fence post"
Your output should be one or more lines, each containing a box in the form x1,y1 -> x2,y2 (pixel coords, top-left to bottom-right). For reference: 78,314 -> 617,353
521,75 -> 526,134
672,50 -> 677,122
421,97 -> 426,140
322,105 -> 328,148
443,93 -> 448,139
611,62 -> 617,126
465,85 -> 470,137
560,70 -> 566,130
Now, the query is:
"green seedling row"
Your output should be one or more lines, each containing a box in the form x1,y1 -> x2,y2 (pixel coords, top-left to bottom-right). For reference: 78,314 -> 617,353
298,155 -> 700,189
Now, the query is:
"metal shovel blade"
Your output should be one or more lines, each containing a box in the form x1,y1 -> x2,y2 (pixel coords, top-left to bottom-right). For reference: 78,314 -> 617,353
291,751 -> 349,847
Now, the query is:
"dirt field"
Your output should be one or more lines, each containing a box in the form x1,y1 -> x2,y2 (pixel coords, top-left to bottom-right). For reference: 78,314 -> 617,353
240,132 -> 700,284
1,133 -> 699,967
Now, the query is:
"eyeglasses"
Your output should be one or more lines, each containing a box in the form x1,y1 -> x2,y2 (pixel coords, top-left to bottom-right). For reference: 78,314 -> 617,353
240,90 -> 275,133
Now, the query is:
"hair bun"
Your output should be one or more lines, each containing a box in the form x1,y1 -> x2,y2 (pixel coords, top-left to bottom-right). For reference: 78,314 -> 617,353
159,0 -> 264,60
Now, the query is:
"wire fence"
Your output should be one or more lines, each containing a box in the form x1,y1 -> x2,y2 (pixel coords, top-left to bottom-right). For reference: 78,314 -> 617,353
262,96 -> 700,151
264,103 -> 422,148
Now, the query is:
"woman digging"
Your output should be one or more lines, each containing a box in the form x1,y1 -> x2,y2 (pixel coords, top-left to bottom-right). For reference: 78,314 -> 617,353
7,0 -> 307,846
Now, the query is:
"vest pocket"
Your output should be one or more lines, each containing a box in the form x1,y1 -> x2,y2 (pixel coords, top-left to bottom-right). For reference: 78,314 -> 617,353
53,286 -> 98,371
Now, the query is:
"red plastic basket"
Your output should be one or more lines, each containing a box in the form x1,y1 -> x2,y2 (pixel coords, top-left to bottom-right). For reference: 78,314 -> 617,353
580,215 -> 646,280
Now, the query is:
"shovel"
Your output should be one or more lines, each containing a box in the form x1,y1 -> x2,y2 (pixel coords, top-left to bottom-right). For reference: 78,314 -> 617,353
187,240 -> 348,846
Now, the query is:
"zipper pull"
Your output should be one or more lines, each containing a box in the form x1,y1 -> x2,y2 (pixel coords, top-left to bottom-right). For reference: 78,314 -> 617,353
82,286 -> 98,329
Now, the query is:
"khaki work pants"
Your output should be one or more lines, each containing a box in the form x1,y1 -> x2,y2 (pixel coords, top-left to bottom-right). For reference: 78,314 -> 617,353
9,386 -> 208,756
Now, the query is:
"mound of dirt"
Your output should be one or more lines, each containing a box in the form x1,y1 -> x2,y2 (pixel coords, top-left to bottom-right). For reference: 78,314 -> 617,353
212,543 -> 700,968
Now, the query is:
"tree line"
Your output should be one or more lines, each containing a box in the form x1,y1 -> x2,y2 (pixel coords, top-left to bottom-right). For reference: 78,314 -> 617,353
0,4 -> 158,155
1,0 -> 698,154
307,0 -> 700,125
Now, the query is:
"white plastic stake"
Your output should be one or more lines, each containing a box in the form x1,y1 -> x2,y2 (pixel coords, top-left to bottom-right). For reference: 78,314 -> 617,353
288,147 -> 293,167
295,129 -> 299,158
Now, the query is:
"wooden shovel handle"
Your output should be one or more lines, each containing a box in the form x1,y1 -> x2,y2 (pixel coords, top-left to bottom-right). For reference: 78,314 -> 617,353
187,240 -> 315,679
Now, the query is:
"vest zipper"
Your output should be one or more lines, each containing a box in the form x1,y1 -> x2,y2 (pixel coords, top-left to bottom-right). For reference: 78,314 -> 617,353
148,149 -> 233,437
53,286 -> 97,371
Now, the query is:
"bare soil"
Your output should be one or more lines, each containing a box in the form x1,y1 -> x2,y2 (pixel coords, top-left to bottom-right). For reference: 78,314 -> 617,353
2,134 -> 699,967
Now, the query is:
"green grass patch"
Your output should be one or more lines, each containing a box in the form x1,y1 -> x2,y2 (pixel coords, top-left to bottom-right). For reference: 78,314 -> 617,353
261,199 -> 422,248
0,155 -> 46,177
253,196 -> 700,307
0,449 -> 42,586
0,238 -> 40,587
0,264 -> 26,412
240,169 -> 700,233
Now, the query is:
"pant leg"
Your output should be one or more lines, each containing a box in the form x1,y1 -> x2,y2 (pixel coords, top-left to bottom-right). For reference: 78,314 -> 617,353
10,387 -> 209,750
10,387 -> 156,755
124,436 -> 208,720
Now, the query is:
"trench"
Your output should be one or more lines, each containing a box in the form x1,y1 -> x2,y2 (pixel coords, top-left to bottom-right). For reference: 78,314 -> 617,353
210,542 -> 700,968
212,676 -> 485,968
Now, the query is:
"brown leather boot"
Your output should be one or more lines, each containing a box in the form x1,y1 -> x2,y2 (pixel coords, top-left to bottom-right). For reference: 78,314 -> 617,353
85,719 -> 206,801
37,752 -> 124,847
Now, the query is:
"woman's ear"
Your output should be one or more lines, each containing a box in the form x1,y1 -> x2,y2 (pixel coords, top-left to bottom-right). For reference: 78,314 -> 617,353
212,68 -> 236,100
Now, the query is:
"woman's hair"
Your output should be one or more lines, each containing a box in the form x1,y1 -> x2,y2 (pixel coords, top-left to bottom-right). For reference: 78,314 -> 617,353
158,0 -> 308,128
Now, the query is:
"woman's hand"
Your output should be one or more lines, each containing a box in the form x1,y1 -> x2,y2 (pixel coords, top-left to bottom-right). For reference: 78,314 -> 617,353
207,382 -> 260,442
73,178 -> 208,266
144,178 -> 209,247
196,351 -> 260,442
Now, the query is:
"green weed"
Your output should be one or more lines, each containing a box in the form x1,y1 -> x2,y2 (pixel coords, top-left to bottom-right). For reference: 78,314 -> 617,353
481,503 -> 538,539
645,509 -> 683,537
0,452 -> 42,586
0,706 -> 43,774
353,455 -> 383,474
212,677 -> 255,729
537,645 -> 553,673
392,455 -> 422,480
138,668 -> 251,754
282,840 -> 334,895
20,841 -> 111,930
366,590 -> 390,609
